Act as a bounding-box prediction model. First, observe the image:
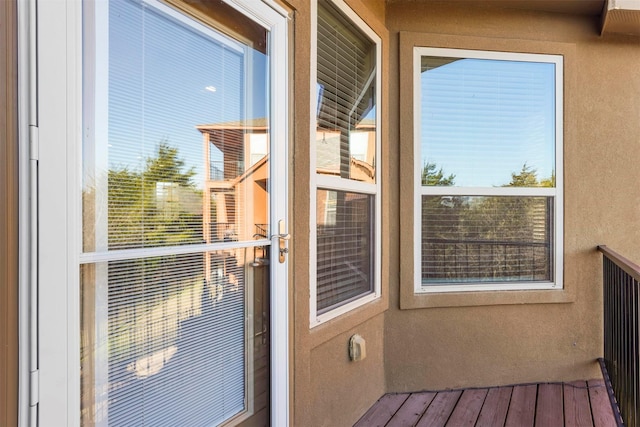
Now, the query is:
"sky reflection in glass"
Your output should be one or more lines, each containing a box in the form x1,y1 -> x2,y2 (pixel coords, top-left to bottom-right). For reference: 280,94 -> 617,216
107,0 -> 267,188
421,57 -> 555,187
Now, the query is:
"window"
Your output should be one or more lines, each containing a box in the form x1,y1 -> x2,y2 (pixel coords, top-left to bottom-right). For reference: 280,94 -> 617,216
310,0 -> 381,324
414,48 -> 563,293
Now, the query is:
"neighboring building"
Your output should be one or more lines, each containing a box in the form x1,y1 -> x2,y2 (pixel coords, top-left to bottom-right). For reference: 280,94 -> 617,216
2,0 -> 640,426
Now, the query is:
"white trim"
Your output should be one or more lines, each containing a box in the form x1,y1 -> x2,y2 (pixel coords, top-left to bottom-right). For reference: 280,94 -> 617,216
413,47 -> 564,294
316,175 -> 377,194
309,0 -> 319,323
261,0 -> 291,18
37,0 -> 83,423
415,47 -> 563,64
413,49 -> 423,299
310,0 -> 382,327
79,240 -> 272,264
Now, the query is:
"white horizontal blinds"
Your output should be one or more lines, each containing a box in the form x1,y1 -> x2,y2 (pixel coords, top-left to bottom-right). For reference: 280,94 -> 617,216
316,0 -> 376,183
82,0 -> 271,252
316,189 -> 374,312
314,0 -> 378,315
419,52 -> 559,287
81,250 -> 246,426
81,0 -> 271,425
421,196 -> 553,283
421,56 -> 556,188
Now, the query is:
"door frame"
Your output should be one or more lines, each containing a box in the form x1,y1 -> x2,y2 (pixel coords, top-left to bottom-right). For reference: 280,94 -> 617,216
34,0 -> 289,425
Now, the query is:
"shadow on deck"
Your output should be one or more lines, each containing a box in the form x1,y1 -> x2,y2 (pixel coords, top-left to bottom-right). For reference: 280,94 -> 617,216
355,379 -> 618,427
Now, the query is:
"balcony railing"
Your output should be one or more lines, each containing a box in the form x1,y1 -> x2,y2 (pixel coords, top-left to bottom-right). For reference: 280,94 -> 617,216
209,161 -> 244,181
599,244 -> 638,426
423,238 -> 551,282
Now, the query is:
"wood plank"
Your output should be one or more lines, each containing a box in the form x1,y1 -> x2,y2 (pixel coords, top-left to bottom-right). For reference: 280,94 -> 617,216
588,379 -> 618,427
535,383 -> 564,427
354,393 -> 409,427
416,390 -> 462,427
446,388 -> 488,426
476,386 -> 513,427
564,381 -> 594,427
505,384 -> 537,427
386,392 -> 437,427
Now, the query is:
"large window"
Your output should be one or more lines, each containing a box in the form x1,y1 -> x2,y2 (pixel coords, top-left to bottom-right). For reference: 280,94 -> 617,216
310,0 -> 381,324
414,48 -> 563,293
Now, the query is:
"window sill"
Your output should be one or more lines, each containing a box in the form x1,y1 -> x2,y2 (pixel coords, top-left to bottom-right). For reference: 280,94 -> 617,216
311,292 -> 381,328
400,286 -> 575,310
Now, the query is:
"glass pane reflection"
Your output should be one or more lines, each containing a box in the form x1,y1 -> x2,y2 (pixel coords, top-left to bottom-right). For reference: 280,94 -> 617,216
82,0 -> 269,252
420,56 -> 556,188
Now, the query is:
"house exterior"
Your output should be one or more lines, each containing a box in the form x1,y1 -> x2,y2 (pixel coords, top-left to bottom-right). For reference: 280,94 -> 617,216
2,0 -> 640,426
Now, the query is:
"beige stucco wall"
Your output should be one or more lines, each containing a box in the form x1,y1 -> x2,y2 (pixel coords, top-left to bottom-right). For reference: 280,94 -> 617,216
385,1 -> 640,393
284,0 -> 640,423
287,0 -> 390,425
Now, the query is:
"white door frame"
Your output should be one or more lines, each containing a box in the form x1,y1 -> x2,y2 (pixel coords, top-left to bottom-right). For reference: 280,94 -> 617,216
34,0 -> 289,425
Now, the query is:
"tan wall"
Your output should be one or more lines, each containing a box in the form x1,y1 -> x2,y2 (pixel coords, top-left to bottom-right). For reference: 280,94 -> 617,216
0,0 -> 19,425
287,0 -> 390,425
385,1 -> 640,392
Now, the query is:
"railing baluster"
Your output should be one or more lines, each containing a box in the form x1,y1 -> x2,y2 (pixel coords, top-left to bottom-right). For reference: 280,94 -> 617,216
598,245 -> 640,426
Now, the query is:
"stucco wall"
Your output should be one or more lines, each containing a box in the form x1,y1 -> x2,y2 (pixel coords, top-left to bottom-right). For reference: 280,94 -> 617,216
385,1 -> 640,392
287,0 -> 390,425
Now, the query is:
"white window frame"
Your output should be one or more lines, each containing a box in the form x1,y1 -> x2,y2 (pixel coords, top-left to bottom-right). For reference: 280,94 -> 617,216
413,47 -> 564,294
310,0 -> 382,326
36,0 -> 290,425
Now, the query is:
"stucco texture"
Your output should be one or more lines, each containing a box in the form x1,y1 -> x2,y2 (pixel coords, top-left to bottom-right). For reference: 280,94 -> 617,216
286,0 -> 640,425
386,1 -> 640,393
287,0 -> 390,425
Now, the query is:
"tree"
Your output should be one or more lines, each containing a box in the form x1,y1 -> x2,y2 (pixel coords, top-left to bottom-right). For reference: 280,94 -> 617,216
142,142 -> 196,186
108,142 -> 202,249
102,142 -> 205,363
422,162 -> 455,186
506,163 -> 555,188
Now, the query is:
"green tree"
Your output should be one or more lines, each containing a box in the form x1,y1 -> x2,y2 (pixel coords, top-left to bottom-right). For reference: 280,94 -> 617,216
505,163 -> 555,188
422,162 -> 455,186
108,142 -> 203,249
142,142 -> 196,186
103,142 -> 205,362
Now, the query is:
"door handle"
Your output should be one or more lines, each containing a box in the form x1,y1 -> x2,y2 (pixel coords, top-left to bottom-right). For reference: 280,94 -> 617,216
271,220 -> 290,263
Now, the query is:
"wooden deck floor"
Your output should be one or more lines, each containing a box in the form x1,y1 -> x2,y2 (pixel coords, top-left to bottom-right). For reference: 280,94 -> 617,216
355,380 -> 618,427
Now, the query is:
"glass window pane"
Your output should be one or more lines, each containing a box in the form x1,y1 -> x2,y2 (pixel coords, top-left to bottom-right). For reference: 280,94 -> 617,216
81,250 -> 248,425
316,0 -> 376,183
317,189 -> 374,312
82,0 -> 269,252
420,56 -> 555,188
421,195 -> 553,283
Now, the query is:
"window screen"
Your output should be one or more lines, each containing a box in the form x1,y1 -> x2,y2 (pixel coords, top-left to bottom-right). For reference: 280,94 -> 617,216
416,49 -> 562,291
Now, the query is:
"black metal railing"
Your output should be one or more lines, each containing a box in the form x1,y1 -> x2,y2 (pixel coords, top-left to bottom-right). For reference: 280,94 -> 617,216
599,244 -> 639,426
423,239 -> 552,282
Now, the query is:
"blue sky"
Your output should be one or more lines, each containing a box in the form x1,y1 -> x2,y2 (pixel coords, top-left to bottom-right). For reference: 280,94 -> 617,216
105,0 -> 268,188
421,57 -> 556,187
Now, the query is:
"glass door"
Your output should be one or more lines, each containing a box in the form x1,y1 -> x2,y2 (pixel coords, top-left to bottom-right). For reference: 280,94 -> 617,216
77,0 -> 287,425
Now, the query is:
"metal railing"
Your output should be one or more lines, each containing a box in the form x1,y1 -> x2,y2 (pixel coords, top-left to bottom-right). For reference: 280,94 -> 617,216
599,244 -> 639,426
423,238 -> 551,282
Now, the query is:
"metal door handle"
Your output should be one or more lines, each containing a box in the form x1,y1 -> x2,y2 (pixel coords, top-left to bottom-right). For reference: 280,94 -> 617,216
272,220 -> 290,263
